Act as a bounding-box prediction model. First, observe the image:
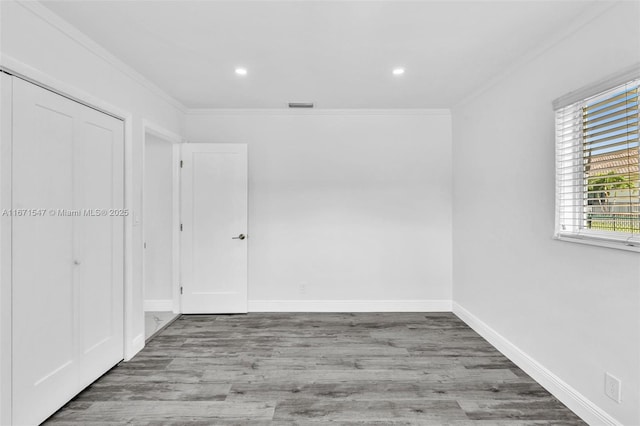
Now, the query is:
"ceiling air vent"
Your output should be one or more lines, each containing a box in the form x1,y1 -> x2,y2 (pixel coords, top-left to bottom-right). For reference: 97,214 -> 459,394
288,102 -> 314,108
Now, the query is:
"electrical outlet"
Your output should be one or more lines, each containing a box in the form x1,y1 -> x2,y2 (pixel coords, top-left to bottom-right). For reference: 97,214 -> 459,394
605,373 -> 621,403
299,281 -> 308,295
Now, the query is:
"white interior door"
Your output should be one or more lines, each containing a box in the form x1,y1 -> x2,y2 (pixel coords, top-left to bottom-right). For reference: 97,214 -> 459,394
181,144 -> 248,313
11,77 -> 124,426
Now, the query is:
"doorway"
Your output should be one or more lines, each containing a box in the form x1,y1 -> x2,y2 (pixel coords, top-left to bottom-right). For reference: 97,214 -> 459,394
143,125 -> 181,340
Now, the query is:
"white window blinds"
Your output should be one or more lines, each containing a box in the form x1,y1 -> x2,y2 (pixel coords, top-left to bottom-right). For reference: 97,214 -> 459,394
555,78 -> 640,247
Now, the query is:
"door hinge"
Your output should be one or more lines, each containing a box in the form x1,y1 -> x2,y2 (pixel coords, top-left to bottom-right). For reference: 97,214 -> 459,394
180,160 -> 183,168
180,223 -> 183,231
144,242 -> 147,249
180,286 -> 183,295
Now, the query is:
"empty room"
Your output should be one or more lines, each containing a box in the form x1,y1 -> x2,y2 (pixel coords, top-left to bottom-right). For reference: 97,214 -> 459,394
0,0 -> 639,424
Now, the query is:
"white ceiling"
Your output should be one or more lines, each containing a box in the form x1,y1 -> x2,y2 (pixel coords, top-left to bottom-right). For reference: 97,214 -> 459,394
41,0 -> 603,109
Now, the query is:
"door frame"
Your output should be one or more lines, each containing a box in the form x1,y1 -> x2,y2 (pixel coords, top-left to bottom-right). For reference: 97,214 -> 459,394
142,121 -> 183,315
0,61 -> 136,424
0,71 -> 14,426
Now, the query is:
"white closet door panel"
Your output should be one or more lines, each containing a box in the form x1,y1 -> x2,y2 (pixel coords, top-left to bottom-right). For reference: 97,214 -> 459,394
12,78 -> 78,426
75,113 -> 124,385
11,77 -> 124,426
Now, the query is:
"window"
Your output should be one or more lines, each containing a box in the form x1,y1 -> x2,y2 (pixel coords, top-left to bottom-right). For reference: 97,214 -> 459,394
554,70 -> 640,249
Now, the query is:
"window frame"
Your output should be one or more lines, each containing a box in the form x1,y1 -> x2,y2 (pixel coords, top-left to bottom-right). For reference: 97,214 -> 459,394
553,64 -> 640,252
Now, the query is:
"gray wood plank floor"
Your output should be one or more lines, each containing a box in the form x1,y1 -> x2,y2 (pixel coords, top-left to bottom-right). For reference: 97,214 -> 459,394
44,313 -> 586,425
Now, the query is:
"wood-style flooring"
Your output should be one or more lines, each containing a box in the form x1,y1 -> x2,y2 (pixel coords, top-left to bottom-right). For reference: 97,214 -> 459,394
44,313 -> 586,425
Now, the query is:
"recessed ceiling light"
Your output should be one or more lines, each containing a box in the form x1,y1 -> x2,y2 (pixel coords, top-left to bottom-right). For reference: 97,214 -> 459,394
393,68 -> 405,76
235,67 -> 248,76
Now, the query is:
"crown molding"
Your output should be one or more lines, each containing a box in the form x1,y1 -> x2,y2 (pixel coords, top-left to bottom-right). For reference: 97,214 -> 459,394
185,108 -> 451,116
452,1 -> 619,109
16,0 -> 187,113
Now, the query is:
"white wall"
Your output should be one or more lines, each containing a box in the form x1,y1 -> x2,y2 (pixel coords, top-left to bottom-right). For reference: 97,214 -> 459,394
0,0 -> 185,358
452,3 -> 640,425
187,111 -> 452,307
144,135 -> 174,304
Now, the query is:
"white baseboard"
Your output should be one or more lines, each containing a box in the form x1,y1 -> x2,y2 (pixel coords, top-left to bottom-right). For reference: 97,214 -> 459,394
452,302 -> 621,426
248,299 -> 452,312
143,299 -> 173,311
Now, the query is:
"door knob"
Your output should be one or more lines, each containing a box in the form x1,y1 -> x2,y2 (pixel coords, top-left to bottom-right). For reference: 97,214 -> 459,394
232,234 -> 246,240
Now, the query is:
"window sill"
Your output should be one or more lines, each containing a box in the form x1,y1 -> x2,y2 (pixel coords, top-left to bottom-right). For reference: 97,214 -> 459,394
553,234 -> 640,253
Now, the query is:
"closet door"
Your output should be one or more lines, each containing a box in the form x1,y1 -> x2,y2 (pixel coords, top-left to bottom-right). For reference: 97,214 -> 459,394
12,78 -> 78,426
11,78 -> 124,426
74,100 -> 124,389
